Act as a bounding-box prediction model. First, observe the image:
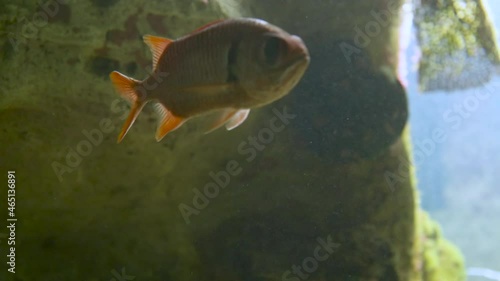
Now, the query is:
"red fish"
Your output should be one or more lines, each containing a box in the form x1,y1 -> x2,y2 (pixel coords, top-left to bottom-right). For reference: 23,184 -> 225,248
110,18 -> 309,143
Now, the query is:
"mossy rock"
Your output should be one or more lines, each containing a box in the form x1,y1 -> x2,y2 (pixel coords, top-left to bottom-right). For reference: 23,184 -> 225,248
417,211 -> 466,281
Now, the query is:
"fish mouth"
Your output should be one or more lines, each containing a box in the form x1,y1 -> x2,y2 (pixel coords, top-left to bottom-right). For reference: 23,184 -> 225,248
282,52 -> 310,75
284,35 -> 310,70
272,53 -> 309,95
289,53 -> 310,68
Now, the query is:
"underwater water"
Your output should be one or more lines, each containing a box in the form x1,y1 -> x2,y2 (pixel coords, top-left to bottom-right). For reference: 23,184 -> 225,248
408,0 -> 500,279
0,0 -> 497,280
409,74 -> 500,281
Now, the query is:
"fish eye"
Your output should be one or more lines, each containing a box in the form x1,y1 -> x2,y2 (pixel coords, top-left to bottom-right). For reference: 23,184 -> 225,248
262,35 -> 288,67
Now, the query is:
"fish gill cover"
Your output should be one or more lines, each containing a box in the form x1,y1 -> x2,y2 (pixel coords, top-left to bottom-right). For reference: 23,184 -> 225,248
413,0 -> 500,92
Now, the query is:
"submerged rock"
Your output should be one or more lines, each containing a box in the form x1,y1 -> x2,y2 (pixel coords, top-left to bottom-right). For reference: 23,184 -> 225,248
414,0 -> 500,92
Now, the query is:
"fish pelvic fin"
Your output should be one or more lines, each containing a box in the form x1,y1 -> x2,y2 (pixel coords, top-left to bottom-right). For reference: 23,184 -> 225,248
143,35 -> 172,69
110,71 -> 147,143
225,109 -> 250,130
204,108 -> 250,134
154,103 -> 185,142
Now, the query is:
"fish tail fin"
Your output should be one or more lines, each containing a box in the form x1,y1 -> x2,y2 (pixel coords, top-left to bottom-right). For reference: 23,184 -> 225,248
110,71 -> 147,143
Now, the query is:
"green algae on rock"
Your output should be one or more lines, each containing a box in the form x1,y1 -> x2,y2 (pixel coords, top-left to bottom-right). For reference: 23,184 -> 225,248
417,211 -> 466,281
414,0 -> 500,92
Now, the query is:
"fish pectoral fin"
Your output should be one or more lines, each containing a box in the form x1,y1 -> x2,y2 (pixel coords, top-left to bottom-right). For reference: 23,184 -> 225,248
225,109 -> 250,130
204,108 -> 249,134
154,103 -> 185,141
143,35 -> 173,69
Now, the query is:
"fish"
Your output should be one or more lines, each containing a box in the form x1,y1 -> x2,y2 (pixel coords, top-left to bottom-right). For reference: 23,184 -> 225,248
109,18 -> 310,143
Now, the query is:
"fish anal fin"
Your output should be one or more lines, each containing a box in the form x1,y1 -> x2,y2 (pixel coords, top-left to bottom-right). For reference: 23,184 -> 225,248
154,103 -> 185,141
143,35 -> 173,69
225,109 -> 250,130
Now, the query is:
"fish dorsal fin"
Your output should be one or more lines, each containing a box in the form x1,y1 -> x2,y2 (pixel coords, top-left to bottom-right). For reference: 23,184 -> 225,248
192,19 -> 224,33
153,103 -> 185,141
143,35 -> 173,69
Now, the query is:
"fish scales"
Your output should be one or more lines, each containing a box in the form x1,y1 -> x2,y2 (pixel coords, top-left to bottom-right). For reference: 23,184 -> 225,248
151,21 -> 253,116
109,18 -> 310,142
